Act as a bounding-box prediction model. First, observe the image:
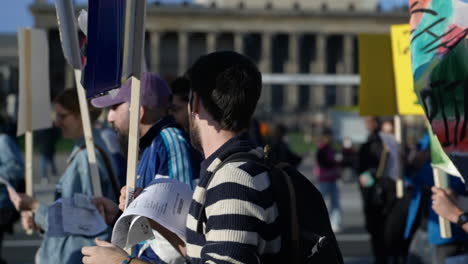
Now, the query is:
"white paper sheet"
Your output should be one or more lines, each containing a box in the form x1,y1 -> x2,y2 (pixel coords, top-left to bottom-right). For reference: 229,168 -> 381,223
17,28 -> 53,136
48,193 -> 108,237
55,0 -> 82,69
112,179 -> 193,248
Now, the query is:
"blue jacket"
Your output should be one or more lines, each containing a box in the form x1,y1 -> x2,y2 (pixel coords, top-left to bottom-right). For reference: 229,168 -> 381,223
134,116 -> 201,263
405,134 -> 468,245
0,134 -> 24,209
35,131 -> 118,264
136,116 -> 200,189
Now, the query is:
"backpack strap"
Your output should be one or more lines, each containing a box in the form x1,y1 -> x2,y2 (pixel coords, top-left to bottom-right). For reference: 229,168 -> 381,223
273,163 -> 301,264
375,143 -> 389,179
196,151 -> 267,234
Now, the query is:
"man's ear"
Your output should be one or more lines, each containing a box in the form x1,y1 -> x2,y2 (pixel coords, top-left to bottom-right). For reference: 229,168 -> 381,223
190,93 -> 201,115
139,106 -> 146,122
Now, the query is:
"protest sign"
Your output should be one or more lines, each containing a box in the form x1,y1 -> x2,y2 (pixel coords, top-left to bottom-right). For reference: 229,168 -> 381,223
18,28 -> 53,235
409,0 -> 468,183
18,28 -> 53,195
409,0 -> 468,238
55,0 -> 102,197
359,25 -> 425,198
83,0 -> 125,98
123,0 -> 147,209
358,26 -> 424,116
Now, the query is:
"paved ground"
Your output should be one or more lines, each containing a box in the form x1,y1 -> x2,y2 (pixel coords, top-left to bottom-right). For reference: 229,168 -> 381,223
2,152 -> 374,264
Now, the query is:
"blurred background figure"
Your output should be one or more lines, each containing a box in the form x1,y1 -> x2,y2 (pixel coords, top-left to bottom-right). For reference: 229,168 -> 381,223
340,137 -> 357,183
267,123 -> 302,167
11,89 -> 119,264
382,119 -> 395,135
315,127 -> 342,232
0,113 -> 24,264
357,116 -> 390,263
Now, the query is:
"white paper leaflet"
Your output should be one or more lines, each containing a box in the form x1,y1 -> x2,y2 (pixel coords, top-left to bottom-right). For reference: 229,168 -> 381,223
112,178 -> 193,248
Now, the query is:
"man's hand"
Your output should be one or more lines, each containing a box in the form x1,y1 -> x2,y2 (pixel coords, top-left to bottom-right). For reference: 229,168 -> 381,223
20,211 -> 38,232
148,219 -> 186,257
118,186 -> 143,211
10,192 -> 38,212
92,197 -> 120,225
82,238 -> 127,264
431,186 -> 464,224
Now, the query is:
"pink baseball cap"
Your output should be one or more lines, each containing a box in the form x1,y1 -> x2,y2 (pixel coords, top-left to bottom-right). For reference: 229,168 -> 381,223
91,72 -> 171,108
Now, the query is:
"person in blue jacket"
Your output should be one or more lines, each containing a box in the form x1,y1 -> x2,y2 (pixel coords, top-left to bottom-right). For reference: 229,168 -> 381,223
0,114 -> 24,264
91,72 -> 201,264
405,132 -> 468,263
11,89 -> 119,264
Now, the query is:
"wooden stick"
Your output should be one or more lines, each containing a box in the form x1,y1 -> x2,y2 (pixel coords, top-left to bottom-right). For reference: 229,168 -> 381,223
123,0 -> 146,209
433,167 -> 452,238
24,29 -> 34,236
394,115 -> 404,198
124,76 -> 141,208
24,29 -> 33,197
74,70 -> 102,197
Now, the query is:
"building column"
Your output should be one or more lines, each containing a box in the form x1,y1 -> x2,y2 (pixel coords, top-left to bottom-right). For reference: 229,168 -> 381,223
284,33 -> 300,112
336,34 -> 354,106
259,32 -> 272,113
150,31 -> 161,74
178,31 -> 189,75
206,31 -> 217,54
234,32 -> 244,54
309,33 -> 327,109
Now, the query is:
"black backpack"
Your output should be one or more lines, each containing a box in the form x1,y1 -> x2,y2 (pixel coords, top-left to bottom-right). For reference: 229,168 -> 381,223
196,148 -> 344,264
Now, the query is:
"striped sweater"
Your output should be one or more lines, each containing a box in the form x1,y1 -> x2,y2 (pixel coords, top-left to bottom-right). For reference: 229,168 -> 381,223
186,134 -> 281,264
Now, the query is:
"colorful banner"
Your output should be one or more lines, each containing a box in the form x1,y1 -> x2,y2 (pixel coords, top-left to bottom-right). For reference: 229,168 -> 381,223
409,0 -> 468,181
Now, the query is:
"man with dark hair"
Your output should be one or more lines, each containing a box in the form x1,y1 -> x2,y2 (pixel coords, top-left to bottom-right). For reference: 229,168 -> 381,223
169,76 -> 190,132
90,72 -> 200,264
183,51 -> 281,263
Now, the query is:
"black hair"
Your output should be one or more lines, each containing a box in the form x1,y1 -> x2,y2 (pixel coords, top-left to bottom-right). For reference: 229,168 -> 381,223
187,51 -> 262,132
170,76 -> 190,102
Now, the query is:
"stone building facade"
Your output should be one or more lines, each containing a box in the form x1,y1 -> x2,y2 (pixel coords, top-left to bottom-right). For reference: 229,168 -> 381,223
20,0 -> 408,120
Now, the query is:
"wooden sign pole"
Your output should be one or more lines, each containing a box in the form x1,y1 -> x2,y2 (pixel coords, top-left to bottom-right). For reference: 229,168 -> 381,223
123,0 -> 146,209
24,29 -> 34,235
394,115 -> 404,198
74,70 -> 102,197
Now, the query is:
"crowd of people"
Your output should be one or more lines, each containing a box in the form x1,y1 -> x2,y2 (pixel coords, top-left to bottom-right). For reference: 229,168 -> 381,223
0,50 -> 467,264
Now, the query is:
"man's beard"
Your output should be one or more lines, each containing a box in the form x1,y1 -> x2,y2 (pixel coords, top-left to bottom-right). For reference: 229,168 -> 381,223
118,132 -> 129,157
188,115 -> 203,154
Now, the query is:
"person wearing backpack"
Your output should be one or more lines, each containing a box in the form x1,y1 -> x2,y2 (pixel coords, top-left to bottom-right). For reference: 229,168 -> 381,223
81,51 -> 343,264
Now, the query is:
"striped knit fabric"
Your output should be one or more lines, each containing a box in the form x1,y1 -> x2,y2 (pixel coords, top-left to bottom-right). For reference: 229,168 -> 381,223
186,135 -> 281,264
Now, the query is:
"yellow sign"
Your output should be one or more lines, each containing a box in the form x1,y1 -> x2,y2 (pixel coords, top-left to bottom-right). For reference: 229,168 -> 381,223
391,24 -> 424,115
358,24 -> 424,116
358,34 -> 397,116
